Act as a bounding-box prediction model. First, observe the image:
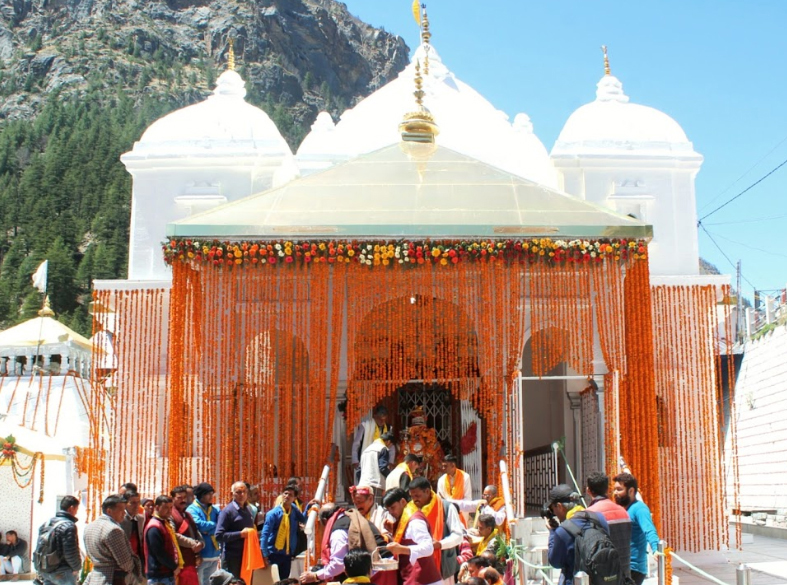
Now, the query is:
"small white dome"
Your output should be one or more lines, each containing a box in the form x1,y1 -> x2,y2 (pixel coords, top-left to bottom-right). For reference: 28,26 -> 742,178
296,42 -> 557,188
131,70 -> 293,158
553,74 -> 695,157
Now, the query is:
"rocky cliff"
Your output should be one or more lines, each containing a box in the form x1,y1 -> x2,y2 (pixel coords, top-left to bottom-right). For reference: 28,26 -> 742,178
0,0 -> 409,145
0,0 -> 408,333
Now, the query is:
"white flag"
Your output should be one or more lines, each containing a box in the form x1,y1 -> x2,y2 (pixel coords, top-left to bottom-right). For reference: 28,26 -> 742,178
32,260 -> 48,293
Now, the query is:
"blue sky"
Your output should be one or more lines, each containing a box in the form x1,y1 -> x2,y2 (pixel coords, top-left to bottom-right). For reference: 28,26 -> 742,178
340,0 -> 787,297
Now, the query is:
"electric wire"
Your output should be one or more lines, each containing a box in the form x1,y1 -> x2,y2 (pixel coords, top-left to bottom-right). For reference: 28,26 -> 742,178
698,155 -> 787,223
698,133 -> 787,213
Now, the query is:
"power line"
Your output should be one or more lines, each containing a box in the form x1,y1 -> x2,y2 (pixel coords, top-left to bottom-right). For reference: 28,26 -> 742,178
705,229 -> 787,259
698,155 -> 787,223
698,223 -> 757,290
698,133 -> 787,213
704,212 -> 787,226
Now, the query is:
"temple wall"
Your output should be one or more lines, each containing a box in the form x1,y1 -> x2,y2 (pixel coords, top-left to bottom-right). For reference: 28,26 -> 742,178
727,324 -> 787,511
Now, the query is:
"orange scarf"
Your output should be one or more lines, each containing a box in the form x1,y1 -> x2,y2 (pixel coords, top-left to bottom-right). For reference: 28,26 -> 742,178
419,492 -> 445,571
443,470 -> 466,500
241,528 -> 266,584
482,497 -> 510,540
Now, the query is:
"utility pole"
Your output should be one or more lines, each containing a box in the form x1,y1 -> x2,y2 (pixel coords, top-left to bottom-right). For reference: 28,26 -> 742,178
736,260 -> 743,343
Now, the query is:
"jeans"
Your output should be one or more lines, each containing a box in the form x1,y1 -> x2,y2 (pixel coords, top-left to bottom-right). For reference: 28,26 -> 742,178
42,570 -> 77,585
198,559 -> 220,585
148,578 -> 175,585
0,556 -> 23,575
631,571 -> 647,585
268,554 -> 291,580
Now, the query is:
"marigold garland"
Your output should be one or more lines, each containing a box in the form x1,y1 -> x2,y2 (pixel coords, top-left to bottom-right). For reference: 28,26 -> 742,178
163,238 -> 648,268
651,284 -> 737,551
78,234 -> 737,552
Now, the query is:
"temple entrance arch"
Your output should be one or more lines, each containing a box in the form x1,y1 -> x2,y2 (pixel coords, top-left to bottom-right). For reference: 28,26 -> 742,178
346,294 -> 485,492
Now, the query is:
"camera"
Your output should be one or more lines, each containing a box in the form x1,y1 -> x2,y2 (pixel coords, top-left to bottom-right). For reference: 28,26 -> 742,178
540,504 -> 559,529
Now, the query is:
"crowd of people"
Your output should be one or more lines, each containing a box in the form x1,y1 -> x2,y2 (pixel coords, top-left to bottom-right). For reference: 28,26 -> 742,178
0,403 -> 661,585
18,426 -> 657,585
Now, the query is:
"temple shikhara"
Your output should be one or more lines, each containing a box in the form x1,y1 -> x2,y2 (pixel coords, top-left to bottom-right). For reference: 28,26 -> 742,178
2,7 -> 739,557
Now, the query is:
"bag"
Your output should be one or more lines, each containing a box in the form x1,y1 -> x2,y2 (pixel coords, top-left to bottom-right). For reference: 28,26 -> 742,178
33,518 -> 67,574
562,511 -> 624,585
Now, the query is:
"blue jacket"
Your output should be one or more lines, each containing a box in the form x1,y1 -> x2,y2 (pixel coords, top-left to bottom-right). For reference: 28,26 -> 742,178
187,501 -> 221,560
548,509 -> 609,585
627,500 -> 659,574
260,504 -> 307,558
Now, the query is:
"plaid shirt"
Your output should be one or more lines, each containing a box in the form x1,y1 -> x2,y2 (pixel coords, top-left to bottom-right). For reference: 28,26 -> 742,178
83,514 -> 142,585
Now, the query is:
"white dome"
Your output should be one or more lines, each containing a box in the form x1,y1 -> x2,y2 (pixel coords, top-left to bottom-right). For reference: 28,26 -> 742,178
131,70 -> 293,158
552,75 -> 696,157
296,43 -> 557,188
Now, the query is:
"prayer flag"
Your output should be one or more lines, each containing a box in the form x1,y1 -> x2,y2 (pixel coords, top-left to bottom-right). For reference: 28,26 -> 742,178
412,0 -> 421,26
32,260 -> 48,293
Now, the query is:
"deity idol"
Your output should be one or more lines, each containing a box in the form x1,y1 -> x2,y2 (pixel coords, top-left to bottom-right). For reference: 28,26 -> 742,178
399,405 -> 444,482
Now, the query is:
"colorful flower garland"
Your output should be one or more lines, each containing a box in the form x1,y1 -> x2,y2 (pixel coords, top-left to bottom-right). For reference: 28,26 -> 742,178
1,435 -> 46,502
163,238 -> 648,268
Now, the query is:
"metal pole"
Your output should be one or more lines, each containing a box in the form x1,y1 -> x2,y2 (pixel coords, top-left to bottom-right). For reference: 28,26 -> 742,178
573,571 -> 589,585
736,564 -> 751,585
657,540 -> 666,585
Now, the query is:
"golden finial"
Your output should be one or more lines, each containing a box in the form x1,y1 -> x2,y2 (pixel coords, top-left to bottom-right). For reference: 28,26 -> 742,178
399,59 -> 439,146
601,45 -> 610,76
38,295 -> 54,318
421,5 -> 431,46
414,60 -> 424,107
421,4 -> 430,76
228,38 -> 236,72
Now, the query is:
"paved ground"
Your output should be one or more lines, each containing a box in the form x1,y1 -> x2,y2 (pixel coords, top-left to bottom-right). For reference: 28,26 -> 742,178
668,535 -> 787,585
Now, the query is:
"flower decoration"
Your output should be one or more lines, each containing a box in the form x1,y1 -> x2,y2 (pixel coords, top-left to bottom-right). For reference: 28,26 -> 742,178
163,238 -> 648,268
2,435 -> 17,458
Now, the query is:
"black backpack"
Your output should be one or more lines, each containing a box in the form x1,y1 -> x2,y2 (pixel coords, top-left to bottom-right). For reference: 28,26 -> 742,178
562,511 -> 624,585
33,518 -> 67,574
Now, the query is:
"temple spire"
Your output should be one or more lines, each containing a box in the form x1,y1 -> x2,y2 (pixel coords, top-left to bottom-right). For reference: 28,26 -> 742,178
421,4 -> 431,75
399,59 -> 439,144
38,295 -> 54,317
228,38 -> 236,71
601,45 -> 610,76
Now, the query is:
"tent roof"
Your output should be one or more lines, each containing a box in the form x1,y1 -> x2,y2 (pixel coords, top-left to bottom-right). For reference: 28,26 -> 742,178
167,144 -> 652,240
0,315 -> 92,354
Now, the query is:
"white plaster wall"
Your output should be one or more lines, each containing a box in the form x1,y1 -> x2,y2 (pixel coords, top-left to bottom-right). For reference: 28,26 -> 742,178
553,159 -> 701,277
726,325 -> 787,511
0,466 -> 33,559
124,159 -> 285,281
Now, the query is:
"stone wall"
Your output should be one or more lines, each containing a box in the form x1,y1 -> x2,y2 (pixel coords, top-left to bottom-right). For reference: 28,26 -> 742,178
726,325 -> 787,512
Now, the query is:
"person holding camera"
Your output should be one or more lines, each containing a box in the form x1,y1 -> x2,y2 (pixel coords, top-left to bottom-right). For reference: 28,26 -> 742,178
544,484 -> 609,585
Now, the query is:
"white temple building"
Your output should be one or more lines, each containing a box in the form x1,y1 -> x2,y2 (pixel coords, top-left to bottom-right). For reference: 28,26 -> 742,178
0,300 -> 93,557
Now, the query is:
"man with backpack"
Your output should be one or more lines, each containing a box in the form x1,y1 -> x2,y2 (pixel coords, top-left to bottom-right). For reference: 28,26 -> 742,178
33,496 -> 83,585
545,484 -> 622,585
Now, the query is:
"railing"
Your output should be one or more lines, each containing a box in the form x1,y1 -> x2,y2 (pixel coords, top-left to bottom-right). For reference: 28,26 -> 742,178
524,444 -> 559,509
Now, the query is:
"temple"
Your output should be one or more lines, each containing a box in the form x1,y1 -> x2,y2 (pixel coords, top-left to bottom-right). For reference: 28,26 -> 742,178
80,10 -> 736,554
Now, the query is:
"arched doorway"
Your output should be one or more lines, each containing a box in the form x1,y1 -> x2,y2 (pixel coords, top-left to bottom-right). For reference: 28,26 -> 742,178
347,294 -> 485,494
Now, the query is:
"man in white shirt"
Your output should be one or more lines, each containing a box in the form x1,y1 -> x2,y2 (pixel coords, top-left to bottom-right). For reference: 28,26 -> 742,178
352,406 -> 395,481
358,432 -> 395,498
387,454 -> 422,492
408,477 -> 464,585
435,455 -> 473,524
446,485 -> 507,528
384,489 -> 442,585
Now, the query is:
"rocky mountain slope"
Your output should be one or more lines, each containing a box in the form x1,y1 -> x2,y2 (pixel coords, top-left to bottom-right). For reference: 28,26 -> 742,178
0,0 -> 409,145
0,0 -> 408,333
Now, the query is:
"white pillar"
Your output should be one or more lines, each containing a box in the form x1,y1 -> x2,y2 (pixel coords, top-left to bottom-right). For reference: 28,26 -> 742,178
745,308 -> 754,338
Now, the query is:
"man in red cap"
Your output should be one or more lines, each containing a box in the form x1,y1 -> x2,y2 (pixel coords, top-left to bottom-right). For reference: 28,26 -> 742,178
351,485 -> 389,537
